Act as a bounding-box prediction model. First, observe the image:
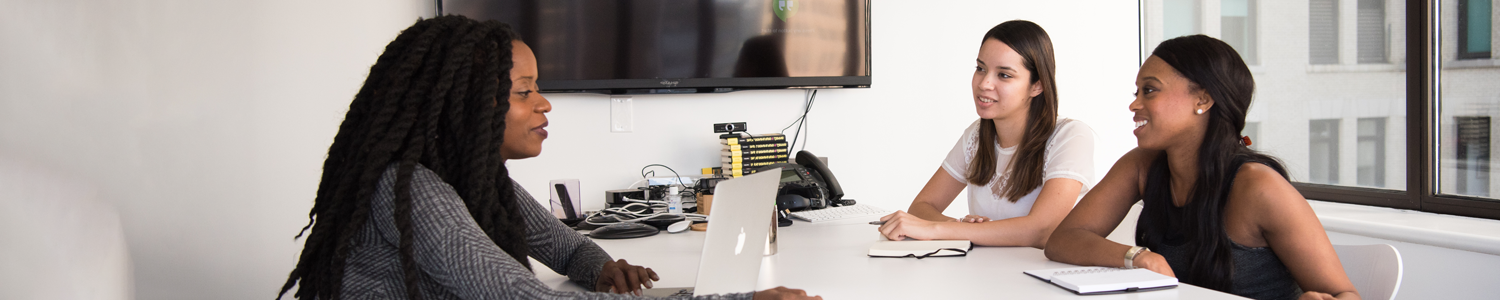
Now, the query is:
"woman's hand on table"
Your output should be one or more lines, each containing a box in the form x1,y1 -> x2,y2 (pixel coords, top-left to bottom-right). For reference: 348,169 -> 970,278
753,286 -> 823,300
596,259 -> 659,295
877,210 -> 942,240
1133,251 -> 1175,278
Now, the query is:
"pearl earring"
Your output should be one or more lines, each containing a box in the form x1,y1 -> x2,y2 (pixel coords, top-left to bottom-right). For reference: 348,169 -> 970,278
1196,109 -> 1204,115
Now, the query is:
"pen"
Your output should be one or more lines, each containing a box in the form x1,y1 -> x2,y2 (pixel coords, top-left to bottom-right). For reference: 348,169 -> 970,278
868,220 -> 886,225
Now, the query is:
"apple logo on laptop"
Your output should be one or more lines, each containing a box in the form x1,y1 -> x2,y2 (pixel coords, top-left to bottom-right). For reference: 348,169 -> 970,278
734,228 -> 746,255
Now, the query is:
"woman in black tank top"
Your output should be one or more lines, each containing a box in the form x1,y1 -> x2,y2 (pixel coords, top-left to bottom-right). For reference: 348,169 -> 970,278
1042,35 -> 1361,300
1137,155 -> 1302,300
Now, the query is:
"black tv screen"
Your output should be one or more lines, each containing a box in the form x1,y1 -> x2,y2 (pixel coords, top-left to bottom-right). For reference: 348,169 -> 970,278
438,0 -> 870,94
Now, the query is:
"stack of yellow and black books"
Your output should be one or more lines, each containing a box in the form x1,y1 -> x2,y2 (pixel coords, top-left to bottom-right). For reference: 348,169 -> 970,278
718,133 -> 789,177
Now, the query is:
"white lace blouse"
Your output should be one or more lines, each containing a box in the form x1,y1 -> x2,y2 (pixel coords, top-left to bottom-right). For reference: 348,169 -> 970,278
940,118 -> 1096,221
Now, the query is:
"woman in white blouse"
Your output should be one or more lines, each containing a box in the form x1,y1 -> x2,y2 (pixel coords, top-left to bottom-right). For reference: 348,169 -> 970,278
876,20 -> 1095,248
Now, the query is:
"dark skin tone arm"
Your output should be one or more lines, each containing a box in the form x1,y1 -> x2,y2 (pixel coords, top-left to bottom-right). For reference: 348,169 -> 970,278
1229,164 -> 1358,300
1044,148 -> 1359,299
1044,148 -> 1154,270
595,259 -> 658,295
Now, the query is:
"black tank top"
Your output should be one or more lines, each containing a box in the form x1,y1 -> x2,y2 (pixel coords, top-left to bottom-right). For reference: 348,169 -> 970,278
1134,156 -> 1302,300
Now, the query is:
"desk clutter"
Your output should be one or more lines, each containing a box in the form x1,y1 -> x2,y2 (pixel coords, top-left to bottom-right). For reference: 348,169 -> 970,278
708,133 -> 789,178
567,123 -> 869,240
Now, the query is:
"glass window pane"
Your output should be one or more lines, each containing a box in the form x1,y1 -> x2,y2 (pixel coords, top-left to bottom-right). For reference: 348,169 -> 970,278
1357,0 -> 1388,63
1310,119 -> 1341,184
1164,0 -> 1202,39
1357,117 -> 1386,187
1244,122 -> 1261,151
1440,0 -> 1500,199
1460,0 -> 1492,57
1222,0 -> 1259,64
1143,0 -> 1406,191
1310,0 -> 1340,64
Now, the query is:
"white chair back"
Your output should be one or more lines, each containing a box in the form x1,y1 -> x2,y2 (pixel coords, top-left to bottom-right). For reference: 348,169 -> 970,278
1332,244 -> 1403,300
0,156 -> 132,300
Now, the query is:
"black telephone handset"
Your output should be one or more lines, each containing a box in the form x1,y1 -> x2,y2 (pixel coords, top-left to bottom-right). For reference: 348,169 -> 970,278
793,150 -> 843,202
760,150 -> 851,213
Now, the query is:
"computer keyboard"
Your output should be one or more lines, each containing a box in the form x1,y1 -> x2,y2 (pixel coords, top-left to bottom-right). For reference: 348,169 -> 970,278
787,204 -> 892,223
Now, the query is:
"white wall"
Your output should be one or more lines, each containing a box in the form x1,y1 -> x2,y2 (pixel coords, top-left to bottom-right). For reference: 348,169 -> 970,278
0,0 -> 428,299
0,0 -> 1140,299
509,1 -> 1143,216
6,0 -> 1500,299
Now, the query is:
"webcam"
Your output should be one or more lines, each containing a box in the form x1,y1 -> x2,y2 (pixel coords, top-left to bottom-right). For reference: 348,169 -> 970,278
713,122 -> 748,134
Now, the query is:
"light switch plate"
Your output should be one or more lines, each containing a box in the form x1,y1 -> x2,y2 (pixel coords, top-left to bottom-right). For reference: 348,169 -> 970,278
610,96 -> 633,133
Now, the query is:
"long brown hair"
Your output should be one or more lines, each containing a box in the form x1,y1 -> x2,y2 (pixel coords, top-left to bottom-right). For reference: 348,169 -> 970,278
966,20 -> 1060,202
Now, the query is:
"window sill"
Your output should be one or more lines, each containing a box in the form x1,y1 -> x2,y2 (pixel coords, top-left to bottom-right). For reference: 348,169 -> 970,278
1442,58 -> 1500,69
1310,200 -> 1500,256
1305,64 -> 1406,73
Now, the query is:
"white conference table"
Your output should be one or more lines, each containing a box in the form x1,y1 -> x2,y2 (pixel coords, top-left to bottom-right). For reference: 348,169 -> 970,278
535,215 -> 1247,299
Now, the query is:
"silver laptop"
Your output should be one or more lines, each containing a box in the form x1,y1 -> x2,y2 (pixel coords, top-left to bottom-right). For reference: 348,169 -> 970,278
643,169 -> 780,297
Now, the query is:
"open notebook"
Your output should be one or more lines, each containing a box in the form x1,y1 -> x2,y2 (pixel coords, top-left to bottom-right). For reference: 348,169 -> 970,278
1024,267 -> 1178,295
867,240 -> 971,258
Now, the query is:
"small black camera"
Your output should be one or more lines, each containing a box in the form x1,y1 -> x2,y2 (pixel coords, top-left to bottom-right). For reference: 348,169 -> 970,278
713,122 -> 748,133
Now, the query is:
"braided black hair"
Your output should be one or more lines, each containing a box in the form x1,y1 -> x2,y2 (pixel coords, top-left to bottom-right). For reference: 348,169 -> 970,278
278,15 -> 529,300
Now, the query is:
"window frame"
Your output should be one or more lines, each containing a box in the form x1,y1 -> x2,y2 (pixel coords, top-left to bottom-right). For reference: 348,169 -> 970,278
1292,0 -> 1500,220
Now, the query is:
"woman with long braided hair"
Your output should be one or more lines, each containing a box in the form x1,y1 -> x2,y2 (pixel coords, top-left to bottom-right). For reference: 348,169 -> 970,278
277,16 -> 818,300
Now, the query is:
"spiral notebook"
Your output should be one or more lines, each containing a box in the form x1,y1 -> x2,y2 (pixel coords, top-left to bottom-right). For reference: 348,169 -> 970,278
1024,267 -> 1178,295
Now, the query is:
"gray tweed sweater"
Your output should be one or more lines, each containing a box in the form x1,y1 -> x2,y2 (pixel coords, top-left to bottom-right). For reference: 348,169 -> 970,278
338,164 -> 754,300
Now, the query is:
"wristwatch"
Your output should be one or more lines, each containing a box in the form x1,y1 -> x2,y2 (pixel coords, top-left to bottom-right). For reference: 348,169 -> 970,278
1124,246 -> 1149,269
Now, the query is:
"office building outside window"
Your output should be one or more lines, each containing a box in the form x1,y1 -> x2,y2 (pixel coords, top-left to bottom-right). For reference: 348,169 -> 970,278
1440,0 -> 1500,200
1458,0 -> 1492,59
1222,0 -> 1259,64
1143,0 -> 1406,190
1453,117 -> 1491,196
1358,117 -> 1386,187
1310,119 -> 1342,184
1310,0 -> 1341,64
1163,0 -> 1201,42
1144,0 -> 1500,219
1358,0 -> 1389,63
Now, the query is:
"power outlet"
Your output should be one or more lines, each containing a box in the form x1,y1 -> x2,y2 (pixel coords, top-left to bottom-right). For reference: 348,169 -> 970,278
610,96 -> 633,133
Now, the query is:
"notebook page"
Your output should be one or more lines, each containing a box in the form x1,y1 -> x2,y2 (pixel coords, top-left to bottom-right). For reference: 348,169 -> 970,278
1022,266 -> 1115,281
1053,268 -> 1177,294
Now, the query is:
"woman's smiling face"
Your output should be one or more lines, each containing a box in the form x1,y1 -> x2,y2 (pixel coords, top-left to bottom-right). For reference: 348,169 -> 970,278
972,38 -> 1042,121
1130,56 -> 1212,150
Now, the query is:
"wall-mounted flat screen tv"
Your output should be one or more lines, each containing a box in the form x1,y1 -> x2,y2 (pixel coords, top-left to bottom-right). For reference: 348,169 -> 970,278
438,0 -> 870,94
